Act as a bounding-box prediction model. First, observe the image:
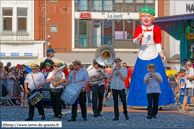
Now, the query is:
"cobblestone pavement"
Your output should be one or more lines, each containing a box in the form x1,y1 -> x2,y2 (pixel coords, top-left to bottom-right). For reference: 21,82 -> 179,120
0,107 -> 194,129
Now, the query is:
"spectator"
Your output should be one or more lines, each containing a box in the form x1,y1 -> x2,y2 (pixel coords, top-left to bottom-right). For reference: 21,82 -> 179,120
176,69 -> 190,110
86,84 -> 92,106
180,62 -> 194,113
0,62 -> 4,78
42,48 -> 56,69
122,63 -> 132,98
68,64 -> 74,74
15,67 -> 20,96
168,74 -> 176,82
103,78 -> 108,107
5,62 -> 11,73
7,67 -> 16,98
19,67 -> 28,108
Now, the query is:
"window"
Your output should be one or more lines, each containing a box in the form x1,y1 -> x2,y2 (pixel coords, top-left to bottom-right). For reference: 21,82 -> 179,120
78,0 -> 88,10
50,0 -> 57,2
93,0 -> 113,11
115,21 -> 123,39
125,21 -> 133,39
136,0 -> 154,3
50,25 -> 58,32
79,20 -> 88,47
93,21 -> 102,46
115,0 -> 133,3
3,8 -> 13,31
145,0 -> 154,3
136,0 -> 144,3
17,8 -> 27,32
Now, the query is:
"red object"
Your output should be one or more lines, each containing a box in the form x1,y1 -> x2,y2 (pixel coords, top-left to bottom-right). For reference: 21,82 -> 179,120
128,66 -> 134,73
42,68 -> 53,73
63,68 -> 69,77
125,70 -> 132,88
17,64 -> 22,68
104,79 -> 107,90
80,13 -> 91,19
105,68 -> 113,75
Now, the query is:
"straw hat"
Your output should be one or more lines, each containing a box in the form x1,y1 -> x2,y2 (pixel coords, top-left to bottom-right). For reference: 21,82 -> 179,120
53,62 -> 60,67
114,57 -> 122,62
72,60 -> 81,65
29,64 -> 39,69
148,64 -> 156,68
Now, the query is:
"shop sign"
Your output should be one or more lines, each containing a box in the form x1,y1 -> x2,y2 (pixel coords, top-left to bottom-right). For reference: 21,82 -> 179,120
24,53 -> 33,56
0,53 -> 5,56
11,53 -> 19,56
186,4 -> 194,12
107,13 -> 124,19
80,13 -> 91,19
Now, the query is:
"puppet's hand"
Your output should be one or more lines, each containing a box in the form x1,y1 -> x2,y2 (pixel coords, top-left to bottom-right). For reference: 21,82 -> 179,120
159,52 -> 166,62
137,33 -> 143,39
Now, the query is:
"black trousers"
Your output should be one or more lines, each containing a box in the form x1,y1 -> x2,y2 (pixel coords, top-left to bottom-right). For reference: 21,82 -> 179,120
112,89 -> 128,118
50,88 -> 63,116
28,89 -> 44,119
71,91 -> 87,119
147,93 -> 160,116
92,85 -> 104,114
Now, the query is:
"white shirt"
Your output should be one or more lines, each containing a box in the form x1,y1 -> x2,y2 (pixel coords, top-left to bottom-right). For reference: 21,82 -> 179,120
47,71 -> 66,89
186,67 -> 194,88
24,72 -> 46,90
88,68 -> 109,86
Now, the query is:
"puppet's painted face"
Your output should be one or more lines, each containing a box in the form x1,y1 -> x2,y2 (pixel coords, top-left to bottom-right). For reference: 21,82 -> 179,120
141,13 -> 152,26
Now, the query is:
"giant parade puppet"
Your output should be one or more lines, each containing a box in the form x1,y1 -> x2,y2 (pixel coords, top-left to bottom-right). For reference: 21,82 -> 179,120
127,7 -> 175,107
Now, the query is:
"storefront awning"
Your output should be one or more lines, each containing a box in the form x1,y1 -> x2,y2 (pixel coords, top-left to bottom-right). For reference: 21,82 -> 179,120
153,13 -> 194,40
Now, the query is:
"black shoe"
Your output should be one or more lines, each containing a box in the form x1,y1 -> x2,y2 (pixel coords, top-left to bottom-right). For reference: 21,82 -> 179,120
53,115 -> 58,117
103,104 -> 106,107
83,117 -> 87,121
68,118 -> 76,122
125,114 -> 129,120
58,115 -> 62,118
147,115 -> 152,119
41,115 -> 45,120
112,117 -> 119,121
93,113 -> 98,117
97,113 -> 102,116
25,118 -> 33,121
153,116 -> 157,118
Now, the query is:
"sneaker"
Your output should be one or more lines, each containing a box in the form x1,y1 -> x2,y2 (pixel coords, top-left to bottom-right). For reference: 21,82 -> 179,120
88,103 -> 91,106
179,109 -> 186,113
190,110 -> 194,114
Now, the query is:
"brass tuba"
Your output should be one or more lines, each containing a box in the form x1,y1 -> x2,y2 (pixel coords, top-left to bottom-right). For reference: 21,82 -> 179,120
51,64 -> 67,86
87,45 -> 115,85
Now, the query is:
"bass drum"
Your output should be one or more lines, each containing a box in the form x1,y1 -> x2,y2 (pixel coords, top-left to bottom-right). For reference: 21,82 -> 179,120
61,83 -> 81,105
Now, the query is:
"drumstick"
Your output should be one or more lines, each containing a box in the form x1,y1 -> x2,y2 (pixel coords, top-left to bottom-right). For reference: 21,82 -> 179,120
135,27 -> 148,43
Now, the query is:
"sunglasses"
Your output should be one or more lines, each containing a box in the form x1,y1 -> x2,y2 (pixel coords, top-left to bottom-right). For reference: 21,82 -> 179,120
115,60 -> 120,63
54,65 -> 60,67
73,64 -> 77,66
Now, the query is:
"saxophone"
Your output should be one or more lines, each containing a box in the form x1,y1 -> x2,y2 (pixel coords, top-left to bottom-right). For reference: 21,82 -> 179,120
51,64 -> 67,86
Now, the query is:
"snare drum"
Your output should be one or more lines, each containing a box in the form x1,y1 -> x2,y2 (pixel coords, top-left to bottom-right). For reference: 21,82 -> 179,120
61,83 -> 81,105
28,91 -> 43,105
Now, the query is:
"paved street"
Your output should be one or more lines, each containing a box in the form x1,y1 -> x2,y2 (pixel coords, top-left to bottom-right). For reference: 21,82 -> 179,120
0,99 -> 194,129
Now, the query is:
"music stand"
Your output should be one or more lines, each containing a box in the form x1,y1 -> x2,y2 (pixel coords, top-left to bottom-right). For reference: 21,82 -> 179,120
0,78 -> 15,106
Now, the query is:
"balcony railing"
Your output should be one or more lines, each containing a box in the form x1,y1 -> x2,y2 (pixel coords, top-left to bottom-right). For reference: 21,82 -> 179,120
93,36 -> 114,47
78,36 -> 89,47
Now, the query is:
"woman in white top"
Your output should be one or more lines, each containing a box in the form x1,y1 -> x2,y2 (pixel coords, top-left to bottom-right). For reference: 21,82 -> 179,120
127,7 -> 175,107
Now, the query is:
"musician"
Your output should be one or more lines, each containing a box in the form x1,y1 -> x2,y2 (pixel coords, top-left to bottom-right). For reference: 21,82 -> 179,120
24,64 -> 45,121
109,57 -> 129,121
144,64 -> 163,119
66,60 -> 89,121
88,59 -> 109,117
46,62 -> 66,118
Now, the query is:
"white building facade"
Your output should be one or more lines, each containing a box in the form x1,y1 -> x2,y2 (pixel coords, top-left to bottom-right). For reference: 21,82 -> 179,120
0,0 -> 44,66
